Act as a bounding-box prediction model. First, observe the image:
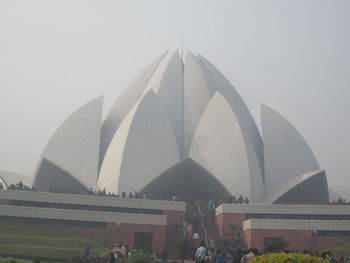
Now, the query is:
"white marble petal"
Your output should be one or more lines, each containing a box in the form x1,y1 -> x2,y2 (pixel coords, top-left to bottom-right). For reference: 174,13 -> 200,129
262,170 -> 328,204
261,103 -> 320,190
189,92 -> 264,203
183,51 -> 217,156
33,96 -> 103,190
99,53 -> 167,167
198,54 -> 264,173
98,89 -> 180,194
141,51 -> 184,155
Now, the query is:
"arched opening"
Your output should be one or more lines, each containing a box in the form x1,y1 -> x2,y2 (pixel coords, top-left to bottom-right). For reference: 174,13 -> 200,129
33,159 -> 88,193
274,171 -> 329,204
140,158 -> 232,201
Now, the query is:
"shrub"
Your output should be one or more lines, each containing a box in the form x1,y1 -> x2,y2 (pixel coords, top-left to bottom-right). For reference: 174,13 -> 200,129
250,252 -> 328,263
128,253 -> 152,263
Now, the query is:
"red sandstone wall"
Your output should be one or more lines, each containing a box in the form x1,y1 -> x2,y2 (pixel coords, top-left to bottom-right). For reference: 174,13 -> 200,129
119,223 -> 166,251
162,210 -> 185,228
64,223 -> 116,248
244,229 -> 350,254
244,229 -> 312,252
243,229 -> 252,249
68,223 -> 166,251
216,213 -> 246,239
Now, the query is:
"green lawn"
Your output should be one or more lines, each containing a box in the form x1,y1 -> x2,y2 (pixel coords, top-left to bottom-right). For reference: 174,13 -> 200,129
0,257 -> 35,263
0,257 -> 38,263
323,241 -> 350,257
0,223 -> 110,260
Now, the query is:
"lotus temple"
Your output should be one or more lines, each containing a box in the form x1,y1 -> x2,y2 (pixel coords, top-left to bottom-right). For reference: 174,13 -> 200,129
4,51 -> 350,255
0,50 -> 329,204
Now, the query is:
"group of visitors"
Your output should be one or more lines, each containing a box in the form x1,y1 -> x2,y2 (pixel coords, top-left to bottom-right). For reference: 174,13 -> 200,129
86,189 -> 186,202
330,198 -> 350,205
183,197 -> 344,263
108,243 -> 137,263
186,195 -> 250,210
149,247 -> 169,263
107,243 -> 168,263
192,238 -> 229,263
88,188 -> 143,199
49,188 -> 81,194
0,180 -> 34,191
228,195 -> 249,204
320,251 -> 349,263
193,243 -> 348,263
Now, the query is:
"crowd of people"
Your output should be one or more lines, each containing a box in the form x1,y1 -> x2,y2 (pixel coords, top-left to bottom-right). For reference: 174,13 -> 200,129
0,180 -> 34,191
1,182 -> 187,203
108,242 -> 137,261
87,188 -> 143,199
192,242 -> 348,263
181,198 -> 347,263
228,195 -> 249,204
330,198 -> 350,205
3,179 -> 350,207
47,187 -> 147,199
107,243 -> 168,263
101,235 -> 348,263
100,235 -> 349,263
86,188 -> 186,202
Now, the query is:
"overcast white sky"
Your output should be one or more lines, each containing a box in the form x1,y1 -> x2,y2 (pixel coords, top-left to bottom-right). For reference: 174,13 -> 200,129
0,0 -> 349,188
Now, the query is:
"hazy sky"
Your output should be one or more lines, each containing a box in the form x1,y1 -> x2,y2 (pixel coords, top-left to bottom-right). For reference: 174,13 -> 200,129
0,1 -> 349,188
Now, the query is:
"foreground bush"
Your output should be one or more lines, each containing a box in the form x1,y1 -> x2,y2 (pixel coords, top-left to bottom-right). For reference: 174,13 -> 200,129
250,252 -> 328,263
128,253 -> 152,263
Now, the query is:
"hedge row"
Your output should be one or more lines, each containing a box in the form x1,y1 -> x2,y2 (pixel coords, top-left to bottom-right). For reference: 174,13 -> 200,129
250,252 -> 328,263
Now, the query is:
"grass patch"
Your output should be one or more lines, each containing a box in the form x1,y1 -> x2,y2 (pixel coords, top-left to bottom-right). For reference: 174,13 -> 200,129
0,257 -> 36,263
0,223 -> 110,260
323,241 -> 350,257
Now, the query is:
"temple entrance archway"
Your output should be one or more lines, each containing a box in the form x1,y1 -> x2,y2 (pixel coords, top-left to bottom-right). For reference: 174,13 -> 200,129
140,158 -> 232,201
